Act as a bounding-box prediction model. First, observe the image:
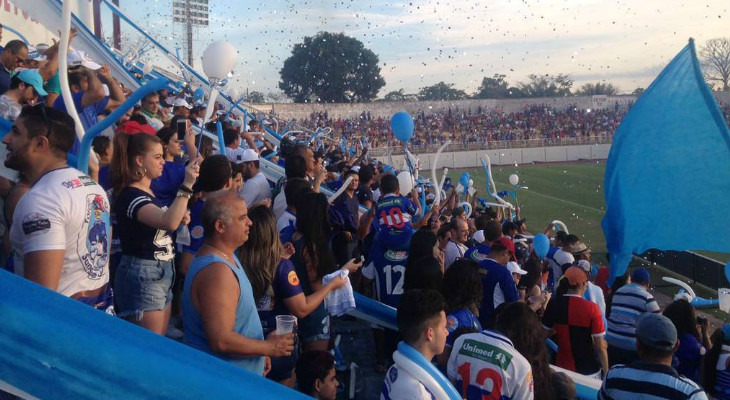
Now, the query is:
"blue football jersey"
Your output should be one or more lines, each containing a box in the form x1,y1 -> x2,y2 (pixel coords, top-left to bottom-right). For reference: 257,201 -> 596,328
375,194 -> 418,248
362,240 -> 409,308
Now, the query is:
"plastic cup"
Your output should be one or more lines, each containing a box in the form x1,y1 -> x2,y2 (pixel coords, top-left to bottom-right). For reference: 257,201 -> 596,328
719,288 -> 730,313
275,315 -> 297,335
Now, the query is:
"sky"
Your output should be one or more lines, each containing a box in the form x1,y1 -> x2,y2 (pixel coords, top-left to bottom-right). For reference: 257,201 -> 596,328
104,0 -> 730,98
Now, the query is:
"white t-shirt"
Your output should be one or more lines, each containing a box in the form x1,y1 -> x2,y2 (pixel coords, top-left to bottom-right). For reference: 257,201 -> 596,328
11,167 -> 111,297
444,240 -> 468,270
276,210 -> 297,235
225,147 -> 246,163
448,330 -> 534,400
239,171 -> 272,207
547,248 -> 574,283
273,190 -> 287,220
381,363 -> 434,400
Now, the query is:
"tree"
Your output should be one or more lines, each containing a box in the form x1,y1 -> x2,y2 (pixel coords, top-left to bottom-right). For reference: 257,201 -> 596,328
279,32 -> 386,103
700,38 -> 730,91
574,82 -> 620,96
248,91 -> 265,103
473,74 -> 510,99
632,87 -> 645,96
382,89 -> 418,102
417,82 -> 467,101
517,74 -> 573,97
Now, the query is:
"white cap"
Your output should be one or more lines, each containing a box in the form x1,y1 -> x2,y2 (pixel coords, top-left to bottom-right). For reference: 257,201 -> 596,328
172,98 -> 192,109
576,259 -> 591,273
472,230 -> 485,244
506,261 -> 527,275
241,148 -> 259,163
350,165 -> 361,172
68,50 -> 101,70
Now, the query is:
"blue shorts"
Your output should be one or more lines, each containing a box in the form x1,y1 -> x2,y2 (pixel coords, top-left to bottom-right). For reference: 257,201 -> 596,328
298,303 -> 330,343
113,255 -> 175,320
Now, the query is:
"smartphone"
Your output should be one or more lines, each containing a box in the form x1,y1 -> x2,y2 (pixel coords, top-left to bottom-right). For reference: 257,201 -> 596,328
176,119 -> 187,139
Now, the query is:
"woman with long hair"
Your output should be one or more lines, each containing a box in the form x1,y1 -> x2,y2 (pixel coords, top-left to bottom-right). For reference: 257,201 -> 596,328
703,325 -> 730,399
663,299 -> 711,384
407,229 -> 444,272
519,258 -> 550,315
240,205 -> 350,386
111,132 -> 199,334
437,258 -> 482,369
496,302 -> 556,400
291,191 -> 361,352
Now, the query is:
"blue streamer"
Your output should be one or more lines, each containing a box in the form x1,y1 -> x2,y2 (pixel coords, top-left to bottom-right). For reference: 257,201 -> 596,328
77,77 -> 170,172
3,24 -> 30,45
216,121 -> 226,156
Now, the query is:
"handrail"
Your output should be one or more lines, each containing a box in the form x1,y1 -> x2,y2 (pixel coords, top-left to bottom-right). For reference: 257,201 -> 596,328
0,269 -> 310,400
76,77 -> 170,172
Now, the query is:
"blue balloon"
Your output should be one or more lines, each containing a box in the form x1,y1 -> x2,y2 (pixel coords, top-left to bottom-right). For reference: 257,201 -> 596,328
193,88 -> 205,102
459,172 -> 470,188
390,111 -> 414,142
533,233 -> 550,259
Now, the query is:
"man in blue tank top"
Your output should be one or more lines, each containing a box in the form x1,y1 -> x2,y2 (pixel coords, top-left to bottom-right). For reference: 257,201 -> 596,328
182,191 -> 294,375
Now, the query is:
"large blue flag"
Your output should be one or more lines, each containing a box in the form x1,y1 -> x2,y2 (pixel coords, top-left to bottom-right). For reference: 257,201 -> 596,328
602,39 -> 730,283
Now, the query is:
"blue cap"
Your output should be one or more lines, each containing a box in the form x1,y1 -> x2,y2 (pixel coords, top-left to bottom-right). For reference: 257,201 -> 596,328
12,69 -> 48,96
631,268 -> 650,284
636,313 -> 677,352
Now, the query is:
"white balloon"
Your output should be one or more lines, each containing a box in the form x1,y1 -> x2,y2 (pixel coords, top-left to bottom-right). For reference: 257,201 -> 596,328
397,171 -> 414,194
468,179 -> 474,187
228,87 -> 240,101
202,41 -> 238,81
509,174 -> 519,186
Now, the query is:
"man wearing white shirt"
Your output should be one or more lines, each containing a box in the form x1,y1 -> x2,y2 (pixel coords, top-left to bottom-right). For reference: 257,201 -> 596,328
239,149 -> 271,207
444,218 -> 469,269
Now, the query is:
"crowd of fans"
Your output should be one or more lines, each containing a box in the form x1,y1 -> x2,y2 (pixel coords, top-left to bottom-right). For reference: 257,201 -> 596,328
1,26 -> 730,400
297,105 -> 628,149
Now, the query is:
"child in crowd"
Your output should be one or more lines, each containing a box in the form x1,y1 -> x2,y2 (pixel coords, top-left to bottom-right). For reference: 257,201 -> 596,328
374,174 -> 420,250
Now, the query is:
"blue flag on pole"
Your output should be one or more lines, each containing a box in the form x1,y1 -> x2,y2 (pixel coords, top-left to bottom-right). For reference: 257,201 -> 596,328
602,39 -> 730,284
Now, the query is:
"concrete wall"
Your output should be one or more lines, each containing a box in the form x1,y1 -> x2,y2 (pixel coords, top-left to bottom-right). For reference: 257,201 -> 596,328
252,91 -> 730,120
377,143 -> 612,169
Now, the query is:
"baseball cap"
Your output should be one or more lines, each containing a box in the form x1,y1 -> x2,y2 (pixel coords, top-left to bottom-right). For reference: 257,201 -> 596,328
631,268 -> 651,284
494,236 -> 516,258
636,313 -> 677,352
192,155 -> 232,193
506,261 -> 527,275
576,259 -> 591,273
241,148 -> 259,163
172,98 -> 192,109
116,120 -> 156,135
68,50 -> 102,70
13,69 -> 48,96
564,266 -> 588,285
472,230 -> 486,244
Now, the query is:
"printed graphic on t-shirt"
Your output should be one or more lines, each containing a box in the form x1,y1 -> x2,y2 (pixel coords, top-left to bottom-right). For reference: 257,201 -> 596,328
22,213 -> 51,235
79,194 -> 110,280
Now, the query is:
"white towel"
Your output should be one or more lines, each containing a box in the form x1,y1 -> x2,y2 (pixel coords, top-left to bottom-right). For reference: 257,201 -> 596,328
322,269 -> 356,317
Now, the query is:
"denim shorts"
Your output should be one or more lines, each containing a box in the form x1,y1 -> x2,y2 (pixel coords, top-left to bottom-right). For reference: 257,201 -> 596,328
298,303 -> 330,343
113,255 -> 175,320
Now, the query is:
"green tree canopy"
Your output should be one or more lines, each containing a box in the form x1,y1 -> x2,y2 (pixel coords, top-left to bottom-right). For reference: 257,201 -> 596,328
279,32 -> 386,103
517,74 -> 573,97
473,74 -> 511,99
574,82 -> 620,96
418,82 -> 467,101
382,89 -> 418,102
248,91 -> 265,103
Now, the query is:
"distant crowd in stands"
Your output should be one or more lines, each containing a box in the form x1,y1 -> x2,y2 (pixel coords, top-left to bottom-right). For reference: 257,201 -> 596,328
2,24 -> 730,400
297,104 -> 629,149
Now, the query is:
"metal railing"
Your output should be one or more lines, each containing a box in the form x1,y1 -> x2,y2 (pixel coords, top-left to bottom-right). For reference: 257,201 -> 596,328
368,135 -> 614,156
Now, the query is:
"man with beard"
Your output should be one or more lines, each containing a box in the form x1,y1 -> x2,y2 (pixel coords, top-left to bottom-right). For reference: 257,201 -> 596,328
3,105 -> 113,312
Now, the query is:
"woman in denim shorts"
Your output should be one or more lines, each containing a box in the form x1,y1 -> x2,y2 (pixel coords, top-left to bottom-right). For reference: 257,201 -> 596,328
110,131 -> 198,334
